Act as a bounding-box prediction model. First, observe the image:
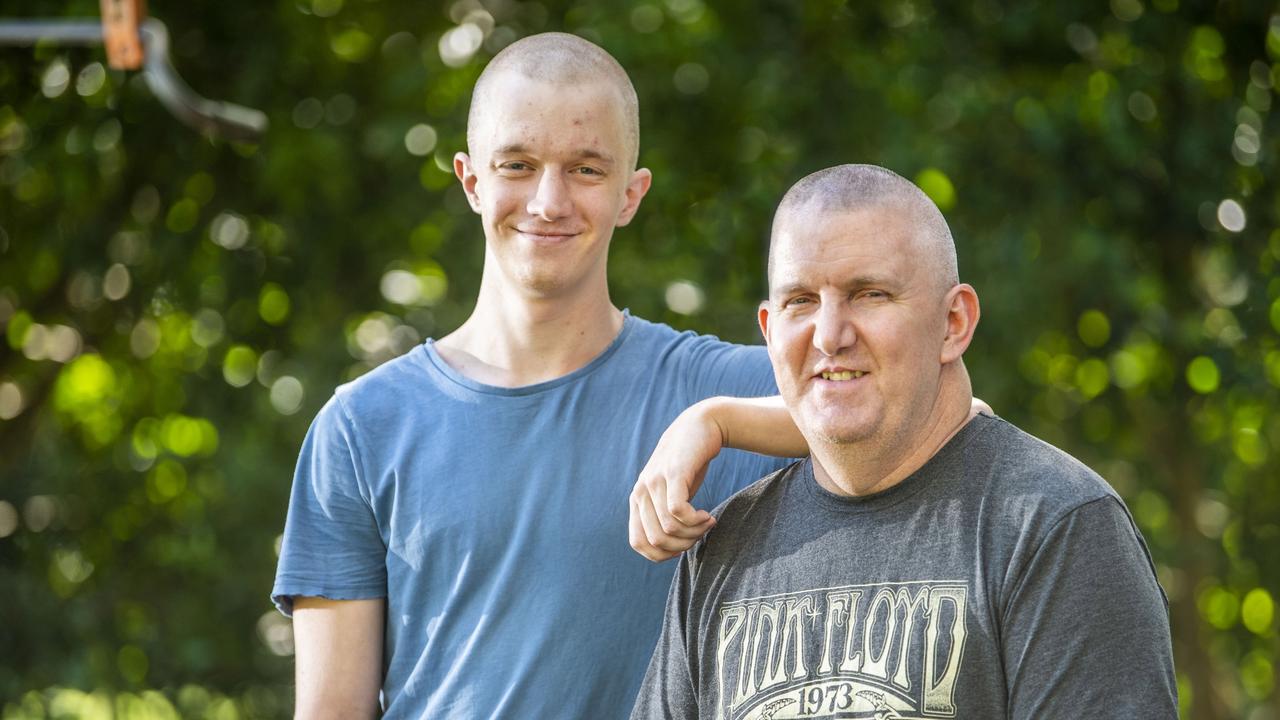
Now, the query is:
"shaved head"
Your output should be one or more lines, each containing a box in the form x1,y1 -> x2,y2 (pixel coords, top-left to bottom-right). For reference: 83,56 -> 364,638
467,32 -> 640,170
769,164 -> 959,295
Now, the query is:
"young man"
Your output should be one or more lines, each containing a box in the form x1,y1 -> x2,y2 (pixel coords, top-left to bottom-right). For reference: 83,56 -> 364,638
632,165 -> 1177,719
271,33 -> 802,718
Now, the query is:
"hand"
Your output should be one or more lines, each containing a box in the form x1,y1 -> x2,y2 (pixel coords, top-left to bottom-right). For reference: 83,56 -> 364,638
628,400 -> 723,562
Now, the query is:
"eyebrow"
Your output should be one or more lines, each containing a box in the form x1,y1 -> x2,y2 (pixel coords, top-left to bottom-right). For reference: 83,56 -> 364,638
771,275 -> 899,299
492,144 -> 616,165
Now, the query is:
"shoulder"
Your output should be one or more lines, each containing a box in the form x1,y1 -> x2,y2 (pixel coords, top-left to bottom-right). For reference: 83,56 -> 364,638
710,461 -> 801,519
963,414 -> 1120,520
325,346 -> 433,427
624,314 -> 764,361
624,314 -> 773,403
690,461 -> 803,561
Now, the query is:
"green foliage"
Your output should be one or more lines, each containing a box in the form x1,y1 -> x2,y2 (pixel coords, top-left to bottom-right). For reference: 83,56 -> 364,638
2,0 -> 1279,717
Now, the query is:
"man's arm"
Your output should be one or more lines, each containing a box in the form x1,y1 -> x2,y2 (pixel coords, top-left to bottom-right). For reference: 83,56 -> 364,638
629,554 -> 701,720
629,396 -> 995,561
1002,497 -> 1177,716
292,597 -> 385,720
629,396 -> 802,562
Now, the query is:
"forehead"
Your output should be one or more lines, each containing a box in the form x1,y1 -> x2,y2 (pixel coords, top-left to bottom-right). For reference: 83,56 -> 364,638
769,206 -> 922,290
473,72 -> 629,157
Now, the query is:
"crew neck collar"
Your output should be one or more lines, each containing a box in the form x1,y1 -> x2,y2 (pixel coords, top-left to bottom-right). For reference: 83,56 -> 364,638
801,413 -> 991,513
419,309 -> 635,397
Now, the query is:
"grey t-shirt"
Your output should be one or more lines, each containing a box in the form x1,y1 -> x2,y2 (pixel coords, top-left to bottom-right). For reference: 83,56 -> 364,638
632,414 -> 1177,719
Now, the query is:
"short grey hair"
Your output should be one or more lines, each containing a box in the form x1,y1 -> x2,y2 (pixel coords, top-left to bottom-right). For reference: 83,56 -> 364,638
769,164 -> 959,291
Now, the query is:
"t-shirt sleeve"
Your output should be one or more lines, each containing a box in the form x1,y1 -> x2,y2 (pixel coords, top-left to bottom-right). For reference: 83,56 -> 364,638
1001,496 -> 1178,717
678,334 -> 776,403
630,553 -> 701,720
270,394 -> 387,616
674,334 -> 791,507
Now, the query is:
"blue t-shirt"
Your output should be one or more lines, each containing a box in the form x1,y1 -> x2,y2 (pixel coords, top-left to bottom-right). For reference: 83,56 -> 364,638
272,313 -> 788,718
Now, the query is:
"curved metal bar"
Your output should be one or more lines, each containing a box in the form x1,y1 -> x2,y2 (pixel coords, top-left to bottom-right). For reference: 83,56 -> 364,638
0,17 -> 268,143
0,20 -> 103,44
139,19 -> 268,142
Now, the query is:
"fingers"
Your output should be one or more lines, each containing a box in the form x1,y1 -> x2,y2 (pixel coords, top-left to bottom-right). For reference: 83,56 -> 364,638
665,472 -> 712,527
629,482 -> 715,562
629,492 -> 678,562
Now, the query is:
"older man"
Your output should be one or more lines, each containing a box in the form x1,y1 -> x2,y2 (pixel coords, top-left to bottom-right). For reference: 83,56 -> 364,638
631,165 -> 1177,718
271,33 -> 807,718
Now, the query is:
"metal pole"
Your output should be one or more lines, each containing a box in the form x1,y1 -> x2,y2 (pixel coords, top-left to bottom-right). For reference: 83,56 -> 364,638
0,18 -> 268,142
0,20 -> 104,45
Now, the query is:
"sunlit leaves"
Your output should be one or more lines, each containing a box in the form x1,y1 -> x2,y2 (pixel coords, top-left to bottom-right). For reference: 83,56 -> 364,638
164,198 -> 200,234
1241,651 -> 1275,700
1077,310 -> 1111,348
257,284 -> 290,326
53,354 -> 122,446
913,168 -> 954,212
1186,356 -> 1220,394
331,28 -> 374,63
1200,585 -> 1240,630
1185,26 -> 1226,83
1074,358 -> 1110,399
1241,588 -> 1274,636
3,686 -> 259,719
221,345 -> 258,388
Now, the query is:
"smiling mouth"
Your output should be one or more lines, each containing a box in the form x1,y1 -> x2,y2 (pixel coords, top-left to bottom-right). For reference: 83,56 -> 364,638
820,370 -> 866,381
516,227 -> 580,239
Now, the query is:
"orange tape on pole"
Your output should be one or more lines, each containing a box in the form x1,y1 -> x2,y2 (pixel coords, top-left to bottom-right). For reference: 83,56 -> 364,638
100,0 -> 147,70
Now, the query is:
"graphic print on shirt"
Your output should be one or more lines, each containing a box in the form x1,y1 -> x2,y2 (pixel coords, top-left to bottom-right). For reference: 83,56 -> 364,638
713,581 -> 967,720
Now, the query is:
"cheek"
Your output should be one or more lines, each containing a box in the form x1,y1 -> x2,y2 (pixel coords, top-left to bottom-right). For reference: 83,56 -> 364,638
770,323 -> 812,368
587,190 -> 626,223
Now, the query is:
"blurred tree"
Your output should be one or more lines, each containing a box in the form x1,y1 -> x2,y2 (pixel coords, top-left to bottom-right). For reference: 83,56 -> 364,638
1,0 -> 1278,717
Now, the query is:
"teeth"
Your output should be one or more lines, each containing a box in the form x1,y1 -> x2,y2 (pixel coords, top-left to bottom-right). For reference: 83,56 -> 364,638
821,371 -> 864,381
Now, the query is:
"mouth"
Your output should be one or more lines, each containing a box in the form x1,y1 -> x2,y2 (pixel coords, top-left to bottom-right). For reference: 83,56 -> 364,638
818,370 -> 867,381
515,227 -> 580,241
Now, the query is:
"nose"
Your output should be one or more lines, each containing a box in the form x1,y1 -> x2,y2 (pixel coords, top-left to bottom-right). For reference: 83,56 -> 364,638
527,169 -> 572,221
812,299 -> 856,357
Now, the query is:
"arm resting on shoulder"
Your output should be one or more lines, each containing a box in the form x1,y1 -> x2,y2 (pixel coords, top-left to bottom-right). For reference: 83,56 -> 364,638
292,596 -> 385,720
629,395 -> 995,562
629,396 -> 803,562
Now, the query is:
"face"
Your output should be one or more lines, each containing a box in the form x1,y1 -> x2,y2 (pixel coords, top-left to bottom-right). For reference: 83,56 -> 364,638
455,71 -> 650,298
759,206 -> 955,450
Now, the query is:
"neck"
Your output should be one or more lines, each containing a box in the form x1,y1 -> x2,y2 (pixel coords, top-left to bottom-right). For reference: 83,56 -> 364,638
811,362 -> 976,497
436,265 -> 623,388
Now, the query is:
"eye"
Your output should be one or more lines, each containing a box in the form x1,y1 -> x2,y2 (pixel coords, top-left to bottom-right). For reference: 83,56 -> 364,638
783,296 -> 813,308
572,166 -> 604,176
501,161 -> 531,171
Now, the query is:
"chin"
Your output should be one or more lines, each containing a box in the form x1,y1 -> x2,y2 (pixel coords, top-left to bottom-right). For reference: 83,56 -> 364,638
804,413 -> 879,446
518,271 -> 584,299
815,428 -> 874,446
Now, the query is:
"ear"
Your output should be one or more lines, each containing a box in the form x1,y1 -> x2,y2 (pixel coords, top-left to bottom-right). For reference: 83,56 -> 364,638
614,167 -> 653,227
758,300 -> 772,346
454,151 -> 482,214
940,283 -> 980,364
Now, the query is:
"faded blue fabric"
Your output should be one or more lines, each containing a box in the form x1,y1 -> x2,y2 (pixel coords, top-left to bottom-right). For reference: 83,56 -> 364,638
272,312 -> 788,718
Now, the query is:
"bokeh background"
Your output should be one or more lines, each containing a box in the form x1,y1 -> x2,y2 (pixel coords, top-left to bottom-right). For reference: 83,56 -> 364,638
1,0 -> 1277,717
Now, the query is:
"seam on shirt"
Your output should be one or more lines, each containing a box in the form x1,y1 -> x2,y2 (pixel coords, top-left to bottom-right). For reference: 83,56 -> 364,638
999,494 -> 1123,621
333,390 -> 380,517
1107,494 -> 1168,610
